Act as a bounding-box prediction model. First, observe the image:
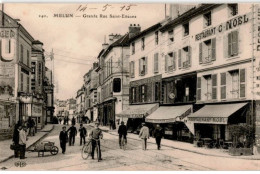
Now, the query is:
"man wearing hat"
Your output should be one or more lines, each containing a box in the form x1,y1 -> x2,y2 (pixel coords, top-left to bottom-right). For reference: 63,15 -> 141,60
89,122 -> 103,160
118,121 -> 127,148
59,126 -> 68,154
139,123 -> 150,150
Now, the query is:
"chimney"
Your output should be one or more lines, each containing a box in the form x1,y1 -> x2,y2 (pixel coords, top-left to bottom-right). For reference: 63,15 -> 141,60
108,33 -> 114,44
32,40 -> 43,51
129,24 -> 141,38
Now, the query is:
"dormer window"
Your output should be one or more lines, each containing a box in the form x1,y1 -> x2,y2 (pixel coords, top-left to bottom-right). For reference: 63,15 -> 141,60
183,23 -> 189,37
155,31 -> 159,45
168,30 -> 174,43
141,37 -> 145,50
228,4 -> 238,16
204,12 -> 211,27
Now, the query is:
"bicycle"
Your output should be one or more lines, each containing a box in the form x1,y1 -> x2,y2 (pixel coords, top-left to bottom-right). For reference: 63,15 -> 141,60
120,136 -> 127,150
81,138 -> 101,162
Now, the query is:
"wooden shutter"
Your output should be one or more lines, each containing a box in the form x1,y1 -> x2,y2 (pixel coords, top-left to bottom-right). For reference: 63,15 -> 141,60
228,33 -> 232,57
178,49 -> 182,68
197,77 -> 201,101
20,45 -> 23,63
129,62 -> 132,77
211,38 -> 216,61
21,73 -> 24,91
173,52 -> 176,70
27,76 -> 30,92
154,53 -> 158,73
212,74 -> 217,100
188,46 -> 192,67
221,73 -> 226,99
165,55 -> 168,72
139,59 -> 141,75
232,30 -> 238,56
240,69 -> 246,98
133,61 -> 135,77
145,57 -> 148,75
129,88 -> 132,104
199,42 -> 203,64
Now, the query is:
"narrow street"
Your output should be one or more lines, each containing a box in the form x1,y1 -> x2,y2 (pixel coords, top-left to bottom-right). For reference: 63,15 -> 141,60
0,124 -> 259,171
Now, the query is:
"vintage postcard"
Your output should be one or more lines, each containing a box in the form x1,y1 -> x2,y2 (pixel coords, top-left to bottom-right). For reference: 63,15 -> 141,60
0,2 -> 260,171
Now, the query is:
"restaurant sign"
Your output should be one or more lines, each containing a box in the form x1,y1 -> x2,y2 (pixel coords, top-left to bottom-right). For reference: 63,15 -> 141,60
188,117 -> 228,124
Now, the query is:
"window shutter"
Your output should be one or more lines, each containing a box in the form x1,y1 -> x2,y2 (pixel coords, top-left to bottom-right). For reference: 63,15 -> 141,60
221,73 -> 226,99
145,57 -> 148,75
232,30 -> 238,56
21,73 -> 24,91
188,46 -> 192,67
139,59 -> 141,75
154,53 -> 158,73
144,85 -> 147,102
197,77 -> 201,101
228,33 -> 232,58
212,74 -> 217,100
129,88 -> 132,104
199,43 -> 202,64
133,61 -> 135,77
173,52 -> 176,70
27,76 -> 30,92
240,69 -> 246,98
211,38 -> 216,61
165,55 -> 168,72
129,62 -> 132,77
178,49 -> 182,68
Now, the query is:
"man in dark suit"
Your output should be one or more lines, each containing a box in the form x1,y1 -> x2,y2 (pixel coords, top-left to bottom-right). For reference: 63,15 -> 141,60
67,124 -> 77,146
118,121 -> 127,148
59,126 -> 68,154
79,123 -> 87,145
12,122 -> 20,158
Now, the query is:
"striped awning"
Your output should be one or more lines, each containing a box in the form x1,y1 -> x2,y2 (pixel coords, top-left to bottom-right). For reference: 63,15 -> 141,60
145,105 -> 192,123
116,103 -> 159,118
188,103 -> 248,124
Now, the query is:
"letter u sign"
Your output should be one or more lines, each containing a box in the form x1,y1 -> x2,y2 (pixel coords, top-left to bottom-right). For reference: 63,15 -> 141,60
0,39 -> 15,62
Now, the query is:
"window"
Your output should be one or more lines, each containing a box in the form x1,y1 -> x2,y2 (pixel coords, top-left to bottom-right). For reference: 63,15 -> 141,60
229,70 -> 239,99
204,75 -> 212,100
131,42 -> 135,55
155,82 -> 160,101
183,23 -> 189,36
27,75 -> 30,93
228,4 -> 238,16
139,57 -> 147,76
131,87 -> 136,103
168,30 -> 174,43
166,52 -> 176,72
141,37 -> 145,50
240,69 -> 246,98
154,53 -> 159,73
228,30 -> 239,58
212,74 -> 217,100
204,12 -> 212,27
178,46 -> 191,69
20,45 -> 23,62
140,85 -> 147,102
199,38 -> 216,64
197,77 -> 201,101
130,61 -> 135,78
113,78 -> 121,93
27,50 -> 30,66
155,31 -> 159,45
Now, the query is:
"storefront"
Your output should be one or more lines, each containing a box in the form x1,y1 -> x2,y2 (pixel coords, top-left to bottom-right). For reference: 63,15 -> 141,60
145,105 -> 192,141
188,102 -> 249,141
98,98 -> 116,127
117,103 -> 159,133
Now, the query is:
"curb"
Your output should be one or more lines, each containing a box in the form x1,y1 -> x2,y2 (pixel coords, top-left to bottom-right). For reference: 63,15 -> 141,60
0,125 -> 55,164
96,126 -> 260,161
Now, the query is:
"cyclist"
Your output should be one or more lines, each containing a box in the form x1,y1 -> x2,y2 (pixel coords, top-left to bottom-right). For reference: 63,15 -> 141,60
118,121 -> 127,149
89,122 -> 103,160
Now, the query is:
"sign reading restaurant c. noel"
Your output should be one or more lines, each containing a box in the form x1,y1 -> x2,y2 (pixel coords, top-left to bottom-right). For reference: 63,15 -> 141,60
188,117 -> 228,124
195,13 -> 250,41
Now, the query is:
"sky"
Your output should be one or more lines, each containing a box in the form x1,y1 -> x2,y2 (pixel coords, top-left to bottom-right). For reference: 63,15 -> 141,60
4,3 -> 165,100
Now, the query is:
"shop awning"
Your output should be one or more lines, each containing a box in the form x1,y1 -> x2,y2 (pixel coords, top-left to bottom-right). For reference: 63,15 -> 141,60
116,103 -> 159,118
188,103 -> 248,124
145,105 -> 192,123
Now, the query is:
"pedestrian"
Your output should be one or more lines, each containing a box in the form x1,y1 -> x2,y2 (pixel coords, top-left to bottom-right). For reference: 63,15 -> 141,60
79,123 -> 87,145
59,126 -> 68,154
109,119 -> 113,130
72,117 -> 76,126
89,122 -> 103,160
67,124 -> 77,146
139,123 -> 149,150
153,124 -> 164,150
12,122 -> 20,158
19,126 -> 27,159
118,121 -> 127,148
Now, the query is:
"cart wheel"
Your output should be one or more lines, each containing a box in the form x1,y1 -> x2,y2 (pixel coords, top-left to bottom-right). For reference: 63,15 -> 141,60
50,146 -> 59,155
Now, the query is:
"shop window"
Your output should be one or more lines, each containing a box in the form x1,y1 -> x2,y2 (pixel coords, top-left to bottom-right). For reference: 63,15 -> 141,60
139,57 -> 147,76
141,37 -> 145,50
203,12 -> 212,27
221,72 -> 227,99
131,87 -> 136,103
154,82 -> 160,101
168,29 -> 174,43
178,46 -> 191,69
155,31 -> 159,45
228,30 -> 239,58
228,4 -> 238,16
140,85 -> 147,102
130,61 -> 135,78
183,23 -> 189,37
199,38 -> 216,64
166,52 -> 176,72
154,53 -> 159,73
113,78 -> 121,93
131,42 -> 135,55
203,75 -> 212,100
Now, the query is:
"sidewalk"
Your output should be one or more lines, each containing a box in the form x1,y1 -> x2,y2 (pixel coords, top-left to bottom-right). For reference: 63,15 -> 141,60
0,124 -> 54,163
89,123 -> 260,160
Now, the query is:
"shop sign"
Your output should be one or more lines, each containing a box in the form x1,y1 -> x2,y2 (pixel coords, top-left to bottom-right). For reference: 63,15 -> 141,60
188,117 -> 228,124
195,13 -> 250,41
32,105 -> 42,117
146,118 -> 176,123
0,29 -> 15,38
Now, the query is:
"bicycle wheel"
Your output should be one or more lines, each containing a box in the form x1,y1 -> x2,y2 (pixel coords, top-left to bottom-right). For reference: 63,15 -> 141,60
50,146 -> 59,155
81,142 -> 91,160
